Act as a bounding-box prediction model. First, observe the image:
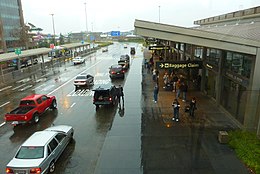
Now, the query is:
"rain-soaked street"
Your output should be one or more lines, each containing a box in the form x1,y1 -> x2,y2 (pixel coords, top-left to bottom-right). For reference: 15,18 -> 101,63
0,42 -> 251,174
0,42 -> 142,173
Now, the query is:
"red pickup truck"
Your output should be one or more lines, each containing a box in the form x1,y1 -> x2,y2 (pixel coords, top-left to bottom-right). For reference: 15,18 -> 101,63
5,94 -> 57,126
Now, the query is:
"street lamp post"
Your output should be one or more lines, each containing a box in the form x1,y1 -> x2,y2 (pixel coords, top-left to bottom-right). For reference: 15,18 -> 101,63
50,14 -> 56,45
158,5 -> 161,23
84,2 -> 88,33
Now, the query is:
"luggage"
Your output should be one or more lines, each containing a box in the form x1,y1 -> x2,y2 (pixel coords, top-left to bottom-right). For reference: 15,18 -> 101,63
185,105 -> 190,112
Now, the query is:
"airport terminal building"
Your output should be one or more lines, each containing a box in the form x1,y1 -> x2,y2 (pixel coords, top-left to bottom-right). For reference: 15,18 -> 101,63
135,6 -> 260,136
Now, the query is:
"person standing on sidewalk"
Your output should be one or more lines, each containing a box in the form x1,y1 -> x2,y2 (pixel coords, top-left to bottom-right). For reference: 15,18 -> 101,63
172,98 -> 181,122
181,82 -> 188,102
118,85 -> 124,106
176,79 -> 181,99
153,84 -> 159,103
189,97 -> 197,118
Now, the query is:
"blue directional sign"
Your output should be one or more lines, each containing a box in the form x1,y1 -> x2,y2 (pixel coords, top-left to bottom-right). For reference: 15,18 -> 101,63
90,35 -> 95,41
111,31 -> 120,36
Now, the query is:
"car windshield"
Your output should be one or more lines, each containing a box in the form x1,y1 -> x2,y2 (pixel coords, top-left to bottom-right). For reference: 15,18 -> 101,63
76,76 -> 86,79
16,146 -> 44,159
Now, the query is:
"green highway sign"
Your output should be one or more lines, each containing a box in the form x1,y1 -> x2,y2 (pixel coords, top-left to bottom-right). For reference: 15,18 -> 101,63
15,48 -> 21,55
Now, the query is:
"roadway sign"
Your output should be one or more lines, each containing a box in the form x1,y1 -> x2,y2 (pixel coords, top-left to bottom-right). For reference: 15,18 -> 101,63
90,35 -> 95,41
149,45 -> 170,50
156,61 -> 202,70
15,48 -> 21,55
50,44 -> 55,49
111,31 -> 120,36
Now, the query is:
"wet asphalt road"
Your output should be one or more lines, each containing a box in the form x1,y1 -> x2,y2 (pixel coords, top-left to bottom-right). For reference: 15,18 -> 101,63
0,42 -> 141,173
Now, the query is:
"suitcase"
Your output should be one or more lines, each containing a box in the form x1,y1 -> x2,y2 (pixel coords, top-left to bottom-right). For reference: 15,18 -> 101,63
185,105 -> 190,112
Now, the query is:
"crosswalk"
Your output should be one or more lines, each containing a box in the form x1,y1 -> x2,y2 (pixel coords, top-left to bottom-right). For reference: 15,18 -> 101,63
67,89 -> 94,97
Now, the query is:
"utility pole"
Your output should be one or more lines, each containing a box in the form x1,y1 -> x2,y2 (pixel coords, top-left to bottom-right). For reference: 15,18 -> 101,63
50,14 -> 56,45
84,2 -> 88,33
158,5 -> 161,23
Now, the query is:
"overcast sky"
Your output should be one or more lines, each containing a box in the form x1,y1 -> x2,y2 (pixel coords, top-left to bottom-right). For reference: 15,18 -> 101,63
21,0 -> 260,35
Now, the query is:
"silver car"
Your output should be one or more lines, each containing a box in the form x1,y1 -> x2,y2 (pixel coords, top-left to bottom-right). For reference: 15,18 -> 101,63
6,125 -> 74,174
72,56 -> 85,65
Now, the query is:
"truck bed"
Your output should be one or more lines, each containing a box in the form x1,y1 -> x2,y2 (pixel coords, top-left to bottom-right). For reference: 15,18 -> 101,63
9,106 -> 35,115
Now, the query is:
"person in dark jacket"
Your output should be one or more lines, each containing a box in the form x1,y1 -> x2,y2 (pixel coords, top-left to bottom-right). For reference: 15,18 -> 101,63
153,84 -> 159,103
189,97 -> 197,118
180,82 -> 188,102
172,98 -> 181,122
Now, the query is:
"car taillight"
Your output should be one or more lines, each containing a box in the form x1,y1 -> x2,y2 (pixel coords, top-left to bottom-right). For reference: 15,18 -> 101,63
5,168 -> 14,174
111,71 -> 116,74
109,97 -> 112,101
30,168 -> 41,174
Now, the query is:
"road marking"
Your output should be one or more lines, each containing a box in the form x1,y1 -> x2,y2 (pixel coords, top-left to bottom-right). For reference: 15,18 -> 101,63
70,103 -> 76,108
47,60 -> 102,95
12,84 -> 26,90
0,86 -> 12,92
18,85 -> 33,91
33,83 -> 47,90
0,101 -> 10,107
0,122 -> 6,127
67,89 -> 94,97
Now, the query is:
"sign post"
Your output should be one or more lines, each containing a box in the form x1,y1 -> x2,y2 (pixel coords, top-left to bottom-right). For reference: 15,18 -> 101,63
14,48 -> 22,70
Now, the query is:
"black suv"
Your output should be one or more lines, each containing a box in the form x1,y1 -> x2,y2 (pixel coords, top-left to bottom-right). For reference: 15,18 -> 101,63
92,85 -> 118,109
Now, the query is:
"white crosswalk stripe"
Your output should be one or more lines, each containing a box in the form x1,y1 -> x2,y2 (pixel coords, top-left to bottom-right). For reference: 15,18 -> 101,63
67,89 -> 94,97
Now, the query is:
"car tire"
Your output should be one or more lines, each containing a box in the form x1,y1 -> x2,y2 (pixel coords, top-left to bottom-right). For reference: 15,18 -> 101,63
49,161 -> 55,173
50,99 -> 57,109
33,113 -> 39,124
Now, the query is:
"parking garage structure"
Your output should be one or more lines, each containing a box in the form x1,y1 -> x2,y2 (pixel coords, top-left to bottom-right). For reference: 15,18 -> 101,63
134,6 -> 260,136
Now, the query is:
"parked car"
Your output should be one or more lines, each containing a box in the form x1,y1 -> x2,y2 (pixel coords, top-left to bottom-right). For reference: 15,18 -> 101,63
6,125 -> 74,174
74,73 -> 94,90
72,56 -> 85,65
4,94 -> 57,126
130,47 -> 136,55
109,65 -> 125,79
123,44 -> 127,48
92,85 -> 118,109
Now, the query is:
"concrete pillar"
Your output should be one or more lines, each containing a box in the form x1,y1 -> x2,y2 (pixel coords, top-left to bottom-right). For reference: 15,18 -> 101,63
201,47 -> 207,92
215,50 -> 225,106
244,48 -> 260,133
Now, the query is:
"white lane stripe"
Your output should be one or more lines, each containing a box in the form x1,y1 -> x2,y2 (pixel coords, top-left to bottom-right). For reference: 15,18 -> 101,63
0,122 -> 6,127
47,60 -> 102,95
70,103 -> 76,108
12,84 -> 26,90
0,101 -> 10,107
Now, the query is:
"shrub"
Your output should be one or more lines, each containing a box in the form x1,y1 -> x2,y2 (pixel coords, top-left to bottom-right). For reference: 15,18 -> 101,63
228,130 -> 260,174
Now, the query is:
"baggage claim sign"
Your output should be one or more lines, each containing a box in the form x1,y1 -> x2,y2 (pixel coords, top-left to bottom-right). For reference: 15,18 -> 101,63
156,61 -> 202,70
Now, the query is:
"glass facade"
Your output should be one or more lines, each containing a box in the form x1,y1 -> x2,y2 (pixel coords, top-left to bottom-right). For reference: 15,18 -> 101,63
221,77 -> 247,124
224,52 -> 252,78
206,48 -> 221,66
205,69 -> 217,99
0,0 -> 22,51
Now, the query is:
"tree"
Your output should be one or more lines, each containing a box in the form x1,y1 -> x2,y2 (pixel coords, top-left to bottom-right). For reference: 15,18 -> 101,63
59,33 -> 65,45
10,24 -> 30,50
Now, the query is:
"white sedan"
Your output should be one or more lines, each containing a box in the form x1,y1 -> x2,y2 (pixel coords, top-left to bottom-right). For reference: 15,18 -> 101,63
72,56 -> 85,65
6,125 -> 74,174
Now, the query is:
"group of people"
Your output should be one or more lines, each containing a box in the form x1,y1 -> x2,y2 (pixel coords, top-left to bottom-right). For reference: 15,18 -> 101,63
150,69 -> 198,122
172,97 -> 197,122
